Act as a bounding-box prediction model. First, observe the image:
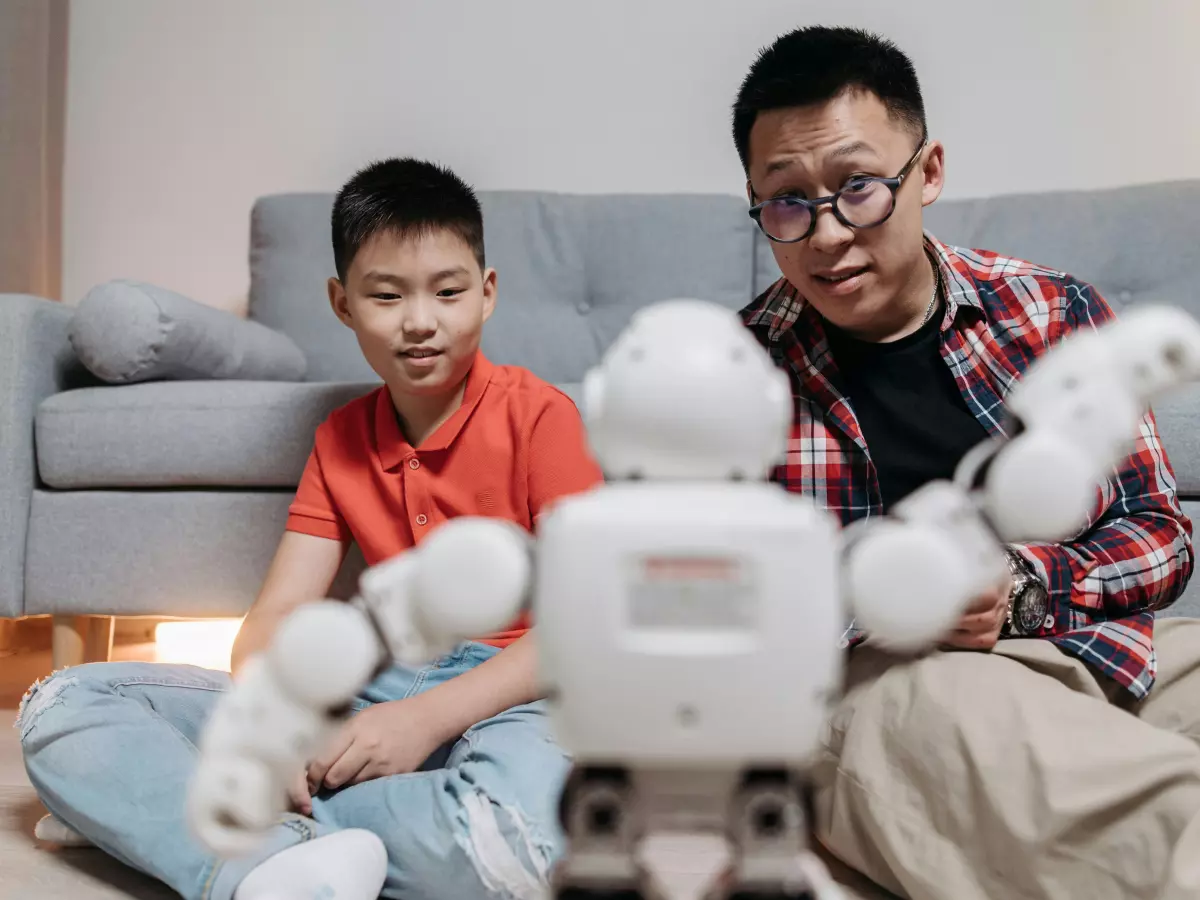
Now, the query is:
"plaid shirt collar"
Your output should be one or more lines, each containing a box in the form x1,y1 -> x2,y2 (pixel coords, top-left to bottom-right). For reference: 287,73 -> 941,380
743,234 -> 1002,459
744,232 -> 985,344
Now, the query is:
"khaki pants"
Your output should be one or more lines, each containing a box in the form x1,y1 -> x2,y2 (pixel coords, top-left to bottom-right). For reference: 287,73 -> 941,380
813,618 -> 1200,900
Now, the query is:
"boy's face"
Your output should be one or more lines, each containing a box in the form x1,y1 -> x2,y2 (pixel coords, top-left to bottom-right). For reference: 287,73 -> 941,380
329,228 -> 496,398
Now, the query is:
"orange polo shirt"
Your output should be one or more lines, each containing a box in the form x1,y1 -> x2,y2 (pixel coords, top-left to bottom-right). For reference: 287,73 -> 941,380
286,353 -> 604,647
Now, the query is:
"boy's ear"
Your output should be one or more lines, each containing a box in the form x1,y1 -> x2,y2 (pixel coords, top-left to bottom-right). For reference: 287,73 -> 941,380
480,267 -> 498,323
328,277 -> 353,327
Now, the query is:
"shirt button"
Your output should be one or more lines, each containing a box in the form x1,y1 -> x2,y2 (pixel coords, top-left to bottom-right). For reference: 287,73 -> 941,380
409,458 -> 420,470
416,514 -> 428,526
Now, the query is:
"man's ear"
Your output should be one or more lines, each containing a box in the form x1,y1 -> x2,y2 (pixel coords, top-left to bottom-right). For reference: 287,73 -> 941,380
328,277 -> 353,327
920,140 -> 946,208
746,179 -> 755,206
480,267 -> 498,323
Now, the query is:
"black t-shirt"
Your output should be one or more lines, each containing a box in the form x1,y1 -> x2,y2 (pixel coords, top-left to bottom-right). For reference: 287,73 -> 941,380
825,305 -> 990,512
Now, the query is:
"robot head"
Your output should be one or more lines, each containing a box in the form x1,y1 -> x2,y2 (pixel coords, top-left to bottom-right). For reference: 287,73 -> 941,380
582,299 -> 793,481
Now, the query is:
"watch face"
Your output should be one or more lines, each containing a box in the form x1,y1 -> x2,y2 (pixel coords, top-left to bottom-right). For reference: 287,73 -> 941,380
1013,585 -> 1049,635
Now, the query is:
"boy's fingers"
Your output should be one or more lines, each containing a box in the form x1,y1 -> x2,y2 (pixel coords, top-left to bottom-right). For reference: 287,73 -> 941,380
307,729 -> 354,792
288,770 -> 312,813
323,742 -> 368,790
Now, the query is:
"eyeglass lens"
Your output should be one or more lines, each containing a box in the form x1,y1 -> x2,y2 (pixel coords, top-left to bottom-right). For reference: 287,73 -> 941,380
758,180 -> 895,241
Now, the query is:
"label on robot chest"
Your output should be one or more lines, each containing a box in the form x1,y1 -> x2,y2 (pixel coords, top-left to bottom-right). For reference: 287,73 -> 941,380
628,555 -> 756,630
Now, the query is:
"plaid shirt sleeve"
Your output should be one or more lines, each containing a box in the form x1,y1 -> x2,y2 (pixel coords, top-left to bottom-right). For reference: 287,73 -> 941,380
1009,279 -> 1195,630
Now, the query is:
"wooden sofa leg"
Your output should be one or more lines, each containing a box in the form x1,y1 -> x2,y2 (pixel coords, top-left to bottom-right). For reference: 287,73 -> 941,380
51,615 -> 114,669
86,616 -> 114,663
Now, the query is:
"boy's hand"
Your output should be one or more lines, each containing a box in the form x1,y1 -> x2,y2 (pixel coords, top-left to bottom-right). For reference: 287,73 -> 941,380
288,769 -> 312,815
306,697 -> 447,792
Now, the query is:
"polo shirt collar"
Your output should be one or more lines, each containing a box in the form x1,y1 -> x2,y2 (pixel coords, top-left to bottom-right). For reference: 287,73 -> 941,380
375,352 -> 496,470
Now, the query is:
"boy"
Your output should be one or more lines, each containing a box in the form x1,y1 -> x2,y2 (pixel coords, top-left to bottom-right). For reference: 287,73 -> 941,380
19,158 -> 604,900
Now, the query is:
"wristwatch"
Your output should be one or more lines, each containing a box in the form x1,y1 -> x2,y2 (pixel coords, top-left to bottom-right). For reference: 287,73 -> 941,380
1002,548 -> 1050,636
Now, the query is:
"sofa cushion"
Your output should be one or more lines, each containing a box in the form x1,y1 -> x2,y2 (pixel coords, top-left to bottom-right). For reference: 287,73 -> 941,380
71,279 -> 308,384
249,191 -> 757,385
36,380 -> 379,489
25,489 -> 367,616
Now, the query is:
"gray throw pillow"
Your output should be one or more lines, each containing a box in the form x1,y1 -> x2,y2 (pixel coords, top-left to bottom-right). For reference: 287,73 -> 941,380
70,279 -> 308,384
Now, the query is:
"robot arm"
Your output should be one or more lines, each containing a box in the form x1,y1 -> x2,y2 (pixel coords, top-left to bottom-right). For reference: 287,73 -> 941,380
846,305 -> 1200,650
959,305 -> 1200,542
188,517 -> 534,857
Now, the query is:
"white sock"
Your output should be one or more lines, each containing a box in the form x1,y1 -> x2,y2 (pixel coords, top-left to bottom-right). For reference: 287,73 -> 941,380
233,829 -> 388,900
34,814 -> 92,847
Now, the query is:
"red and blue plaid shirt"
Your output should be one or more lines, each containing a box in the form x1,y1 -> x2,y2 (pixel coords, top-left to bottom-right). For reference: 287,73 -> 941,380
741,234 -> 1194,699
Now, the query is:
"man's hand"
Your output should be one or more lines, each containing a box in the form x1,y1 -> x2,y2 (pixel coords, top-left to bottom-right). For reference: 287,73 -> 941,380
939,575 -> 1012,652
306,697 -> 447,792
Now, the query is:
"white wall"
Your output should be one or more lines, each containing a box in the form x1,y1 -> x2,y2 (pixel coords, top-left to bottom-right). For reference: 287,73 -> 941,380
63,0 -> 1200,313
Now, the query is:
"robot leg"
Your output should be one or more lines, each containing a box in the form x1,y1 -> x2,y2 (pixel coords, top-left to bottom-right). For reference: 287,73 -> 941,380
551,767 -> 841,900
553,765 -> 646,898
723,770 -> 842,900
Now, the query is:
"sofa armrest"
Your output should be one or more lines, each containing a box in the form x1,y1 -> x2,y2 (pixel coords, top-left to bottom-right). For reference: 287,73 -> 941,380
0,295 -> 93,616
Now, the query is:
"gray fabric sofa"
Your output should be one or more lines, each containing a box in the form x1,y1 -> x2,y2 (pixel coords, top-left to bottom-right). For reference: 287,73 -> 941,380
4,182 -> 1199,664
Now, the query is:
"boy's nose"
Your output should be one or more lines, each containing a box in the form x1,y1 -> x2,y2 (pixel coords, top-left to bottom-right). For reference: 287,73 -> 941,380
401,299 -> 438,337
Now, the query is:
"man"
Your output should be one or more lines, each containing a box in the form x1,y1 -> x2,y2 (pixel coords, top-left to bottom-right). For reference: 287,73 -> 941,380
734,25 -> 1200,900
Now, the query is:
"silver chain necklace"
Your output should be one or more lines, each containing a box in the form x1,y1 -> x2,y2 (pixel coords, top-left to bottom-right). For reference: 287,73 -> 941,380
921,259 -> 943,325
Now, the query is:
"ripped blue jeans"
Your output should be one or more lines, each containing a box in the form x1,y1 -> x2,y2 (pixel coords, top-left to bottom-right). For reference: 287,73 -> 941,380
17,641 -> 569,900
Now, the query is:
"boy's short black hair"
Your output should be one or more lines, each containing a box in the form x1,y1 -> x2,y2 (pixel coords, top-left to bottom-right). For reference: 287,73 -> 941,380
732,26 -> 927,173
331,157 -> 485,282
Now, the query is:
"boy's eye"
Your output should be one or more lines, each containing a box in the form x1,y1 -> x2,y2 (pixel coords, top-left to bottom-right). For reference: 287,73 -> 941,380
437,288 -> 465,298
371,293 -> 401,301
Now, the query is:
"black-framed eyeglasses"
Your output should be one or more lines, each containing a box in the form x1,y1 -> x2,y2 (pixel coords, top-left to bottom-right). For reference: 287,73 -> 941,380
748,139 -> 928,243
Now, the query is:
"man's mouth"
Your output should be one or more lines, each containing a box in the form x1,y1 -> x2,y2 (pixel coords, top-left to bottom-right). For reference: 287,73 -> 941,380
814,265 -> 870,285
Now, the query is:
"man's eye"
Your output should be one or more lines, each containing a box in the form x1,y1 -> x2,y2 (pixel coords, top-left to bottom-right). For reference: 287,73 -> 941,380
843,178 -> 872,193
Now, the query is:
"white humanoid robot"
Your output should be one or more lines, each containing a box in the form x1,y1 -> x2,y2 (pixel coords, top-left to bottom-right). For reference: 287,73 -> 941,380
188,298 -> 1200,900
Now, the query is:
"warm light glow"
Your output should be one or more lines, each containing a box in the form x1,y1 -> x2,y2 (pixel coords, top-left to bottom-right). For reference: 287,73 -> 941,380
154,619 -> 243,670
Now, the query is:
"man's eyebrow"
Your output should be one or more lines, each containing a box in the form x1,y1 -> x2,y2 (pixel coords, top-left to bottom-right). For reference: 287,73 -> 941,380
762,141 -> 880,177
764,157 -> 798,177
827,140 -> 878,162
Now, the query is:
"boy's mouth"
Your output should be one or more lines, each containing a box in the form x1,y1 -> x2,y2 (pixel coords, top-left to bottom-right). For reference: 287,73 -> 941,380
399,347 -> 442,359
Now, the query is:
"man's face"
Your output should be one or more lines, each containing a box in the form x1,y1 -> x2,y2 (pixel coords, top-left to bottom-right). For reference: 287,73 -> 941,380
329,228 -> 496,398
746,90 -> 944,334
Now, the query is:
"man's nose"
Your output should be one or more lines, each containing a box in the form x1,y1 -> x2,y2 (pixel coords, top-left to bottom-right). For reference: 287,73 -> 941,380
808,205 -> 854,255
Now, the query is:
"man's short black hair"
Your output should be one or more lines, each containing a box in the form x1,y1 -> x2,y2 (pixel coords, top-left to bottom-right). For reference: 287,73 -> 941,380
331,157 -> 485,282
732,26 -> 927,173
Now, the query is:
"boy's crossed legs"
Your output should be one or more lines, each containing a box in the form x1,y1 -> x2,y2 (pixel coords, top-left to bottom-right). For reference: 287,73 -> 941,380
18,641 -> 568,900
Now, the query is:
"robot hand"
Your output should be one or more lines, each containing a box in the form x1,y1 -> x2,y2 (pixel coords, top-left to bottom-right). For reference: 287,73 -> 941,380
845,305 -> 1200,650
843,480 -> 1009,651
188,517 -> 534,857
